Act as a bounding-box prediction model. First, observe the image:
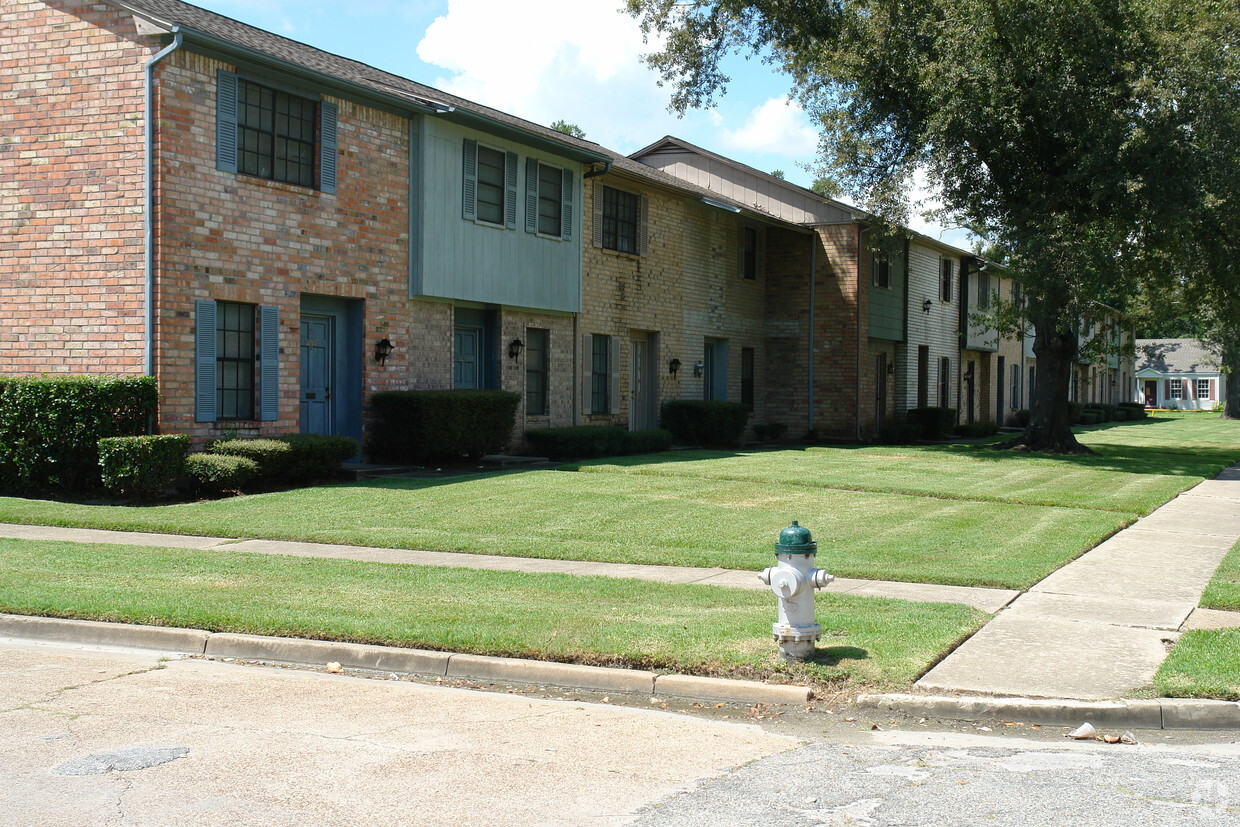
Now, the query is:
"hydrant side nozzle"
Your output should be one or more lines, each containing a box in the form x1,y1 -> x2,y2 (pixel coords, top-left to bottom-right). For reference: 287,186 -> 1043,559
758,567 -> 773,586
813,569 -> 834,589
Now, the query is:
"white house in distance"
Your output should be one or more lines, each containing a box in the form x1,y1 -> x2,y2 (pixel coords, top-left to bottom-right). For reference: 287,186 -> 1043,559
1135,338 -> 1226,410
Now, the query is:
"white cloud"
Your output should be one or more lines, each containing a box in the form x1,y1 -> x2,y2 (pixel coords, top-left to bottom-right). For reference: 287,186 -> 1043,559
416,0 -> 663,127
717,97 -> 819,157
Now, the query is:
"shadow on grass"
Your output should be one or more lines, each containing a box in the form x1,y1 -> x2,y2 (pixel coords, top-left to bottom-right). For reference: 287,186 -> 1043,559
809,645 -> 869,666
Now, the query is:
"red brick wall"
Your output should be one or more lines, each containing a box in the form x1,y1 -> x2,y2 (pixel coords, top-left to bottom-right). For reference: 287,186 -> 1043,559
153,50 -> 414,440
0,1 -> 155,375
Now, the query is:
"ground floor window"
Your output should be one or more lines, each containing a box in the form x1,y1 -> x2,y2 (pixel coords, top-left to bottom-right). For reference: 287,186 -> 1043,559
1197,378 -> 1211,400
525,328 -> 548,415
938,357 -> 951,408
217,301 -> 256,420
1171,378 -> 1183,400
590,334 -> 610,414
740,347 -> 755,410
1010,363 -> 1021,409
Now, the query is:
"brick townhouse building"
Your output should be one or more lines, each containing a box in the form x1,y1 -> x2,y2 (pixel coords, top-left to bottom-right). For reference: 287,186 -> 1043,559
4,0 -> 1075,452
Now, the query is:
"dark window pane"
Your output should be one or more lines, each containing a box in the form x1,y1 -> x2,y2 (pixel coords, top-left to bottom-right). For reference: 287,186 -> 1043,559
476,146 -> 505,225
537,164 -> 562,236
235,80 -> 318,189
602,186 -> 638,253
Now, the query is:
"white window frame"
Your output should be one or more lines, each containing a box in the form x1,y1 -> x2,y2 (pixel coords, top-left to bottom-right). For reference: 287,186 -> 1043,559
1171,378 -> 1183,400
1197,378 -> 1211,400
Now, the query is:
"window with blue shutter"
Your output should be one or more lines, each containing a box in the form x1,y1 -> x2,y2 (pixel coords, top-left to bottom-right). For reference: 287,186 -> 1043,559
195,300 -> 218,422
525,160 -> 569,238
215,71 -> 335,191
259,305 -> 279,421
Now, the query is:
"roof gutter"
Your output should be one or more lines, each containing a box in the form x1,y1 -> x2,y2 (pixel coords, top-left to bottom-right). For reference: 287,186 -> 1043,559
144,27 -> 183,377
582,160 -> 612,179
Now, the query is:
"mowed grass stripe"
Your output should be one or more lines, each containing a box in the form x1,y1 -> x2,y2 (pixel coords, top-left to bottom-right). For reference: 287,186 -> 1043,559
0,538 -> 988,688
0,471 -> 1125,589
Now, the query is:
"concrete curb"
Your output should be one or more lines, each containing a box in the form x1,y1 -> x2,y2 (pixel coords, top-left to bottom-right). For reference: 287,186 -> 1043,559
0,615 -> 811,706
857,693 -> 1240,730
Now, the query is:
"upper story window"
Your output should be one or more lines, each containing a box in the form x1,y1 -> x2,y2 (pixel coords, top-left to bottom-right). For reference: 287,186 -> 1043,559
977,271 -> 991,308
216,71 -> 336,193
537,163 -> 563,236
873,254 -> 891,289
238,80 -> 315,187
462,139 -> 517,228
600,186 -> 640,253
476,145 -> 507,225
742,227 -> 759,280
940,258 -> 953,301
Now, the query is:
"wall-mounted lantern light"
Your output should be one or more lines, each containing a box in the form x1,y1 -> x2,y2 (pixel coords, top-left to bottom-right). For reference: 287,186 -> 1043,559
374,338 -> 395,366
693,361 -> 705,378
887,361 -> 896,376
922,299 -> 933,313
508,338 -> 524,360
668,358 -> 681,376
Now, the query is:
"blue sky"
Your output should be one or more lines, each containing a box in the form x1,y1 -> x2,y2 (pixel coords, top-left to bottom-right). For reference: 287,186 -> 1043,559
186,0 -> 964,244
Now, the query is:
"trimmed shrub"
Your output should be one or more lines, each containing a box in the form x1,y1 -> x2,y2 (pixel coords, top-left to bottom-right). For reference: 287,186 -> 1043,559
0,376 -> 158,494
751,422 -> 788,442
659,400 -> 750,447
276,434 -> 358,484
184,453 -> 258,494
1067,402 -> 1085,424
1014,409 -> 1032,428
369,390 -> 520,462
907,407 -> 958,441
98,434 -> 189,499
1080,411 -> 1102,425
878,422 -> 922,444
208,438 -> 293,483
954,421 -> 1000,438
623,428 -> 673,454
526,425 -> 626,459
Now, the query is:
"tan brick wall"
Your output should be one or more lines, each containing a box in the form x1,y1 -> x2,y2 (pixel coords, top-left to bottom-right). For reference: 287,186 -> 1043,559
0,1 -> 155,375
580,176 -> 769,432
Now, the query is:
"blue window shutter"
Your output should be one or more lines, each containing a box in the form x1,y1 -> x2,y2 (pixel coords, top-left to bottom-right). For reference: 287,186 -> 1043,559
462,139 -> 477,220
195,300 -> 217,422
215,71 -> 238,173
505,151 -> 519,229
259,305 -> 279,421
524,158 -> 539,234
319,100 -> 338,194
561,167 -> 574,240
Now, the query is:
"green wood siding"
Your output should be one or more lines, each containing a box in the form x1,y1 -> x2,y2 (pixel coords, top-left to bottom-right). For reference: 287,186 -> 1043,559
412,120 -> 583,313
867,245 -> 907,342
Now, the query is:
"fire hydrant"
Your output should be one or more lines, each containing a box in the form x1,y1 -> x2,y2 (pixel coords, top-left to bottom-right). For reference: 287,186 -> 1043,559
758,521 -> 834,661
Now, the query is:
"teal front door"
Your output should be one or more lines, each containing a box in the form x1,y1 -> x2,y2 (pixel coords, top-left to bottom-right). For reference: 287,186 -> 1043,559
454,327 -> 480,389
300,314 -> 333,435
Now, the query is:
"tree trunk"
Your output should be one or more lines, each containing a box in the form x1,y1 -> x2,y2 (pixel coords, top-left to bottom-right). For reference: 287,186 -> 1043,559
1221,336 -> 1240,420
1004,312 -> 1092,454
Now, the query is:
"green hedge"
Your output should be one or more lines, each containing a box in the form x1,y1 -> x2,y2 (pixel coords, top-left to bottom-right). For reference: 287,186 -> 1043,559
0,376 -> 158,494
955,421 -> 999,438
659,400 -> 750,447
1014,409 -> 1032,428
878,422 -> 922,444
209,438 -> 293,482
98,434 -> 189,499
368,390 -> 520,462
751,422 -> 788,442
525,426 -> 673,459
184,453 -> 258,495
277,434 -> 357,483
906,407 -> 957,440
1068,402 -> 1085,424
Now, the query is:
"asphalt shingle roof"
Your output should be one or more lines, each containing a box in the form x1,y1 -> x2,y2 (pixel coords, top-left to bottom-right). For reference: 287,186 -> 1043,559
1135,339 -> 1219,374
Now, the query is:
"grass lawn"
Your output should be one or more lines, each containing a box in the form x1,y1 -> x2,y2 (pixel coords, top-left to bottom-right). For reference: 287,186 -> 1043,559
1201,538 -> 1240,612
0,538 -> 987,689
1153,629 -> 1240,701
0,413 -> 1233,590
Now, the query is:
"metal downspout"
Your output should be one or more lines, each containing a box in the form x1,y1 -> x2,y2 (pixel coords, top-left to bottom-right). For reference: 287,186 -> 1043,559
856,224 -> 870,441
807,233 -> 816,437
144,29 -> 183,377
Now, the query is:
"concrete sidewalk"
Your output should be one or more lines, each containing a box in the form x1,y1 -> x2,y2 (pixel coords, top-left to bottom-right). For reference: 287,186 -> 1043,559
917,464 -> 1240,701
0,523 -> 1016,613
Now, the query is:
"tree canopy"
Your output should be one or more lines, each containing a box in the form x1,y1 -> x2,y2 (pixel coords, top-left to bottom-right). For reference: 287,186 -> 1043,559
628,0 -> 1239,449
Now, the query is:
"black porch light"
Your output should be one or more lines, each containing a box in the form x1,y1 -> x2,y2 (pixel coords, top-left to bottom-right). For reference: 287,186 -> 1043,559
508,338 -> 525,360
374,337 -> 395,365
668,358 -> 682,376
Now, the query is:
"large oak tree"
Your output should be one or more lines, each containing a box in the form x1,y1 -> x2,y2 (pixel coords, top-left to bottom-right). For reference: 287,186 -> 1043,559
627,0 -> 1234,451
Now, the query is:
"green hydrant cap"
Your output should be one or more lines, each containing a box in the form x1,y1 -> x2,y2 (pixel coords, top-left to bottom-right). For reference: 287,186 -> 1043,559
774,520 -> 817,554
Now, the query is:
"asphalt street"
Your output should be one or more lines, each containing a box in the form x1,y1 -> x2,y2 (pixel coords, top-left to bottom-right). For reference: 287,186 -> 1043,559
2,637 -> 1238,826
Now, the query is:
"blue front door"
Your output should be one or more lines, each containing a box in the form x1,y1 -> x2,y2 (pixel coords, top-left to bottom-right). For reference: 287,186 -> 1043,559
454,327 -> 480,389
300,314 -> 333,435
